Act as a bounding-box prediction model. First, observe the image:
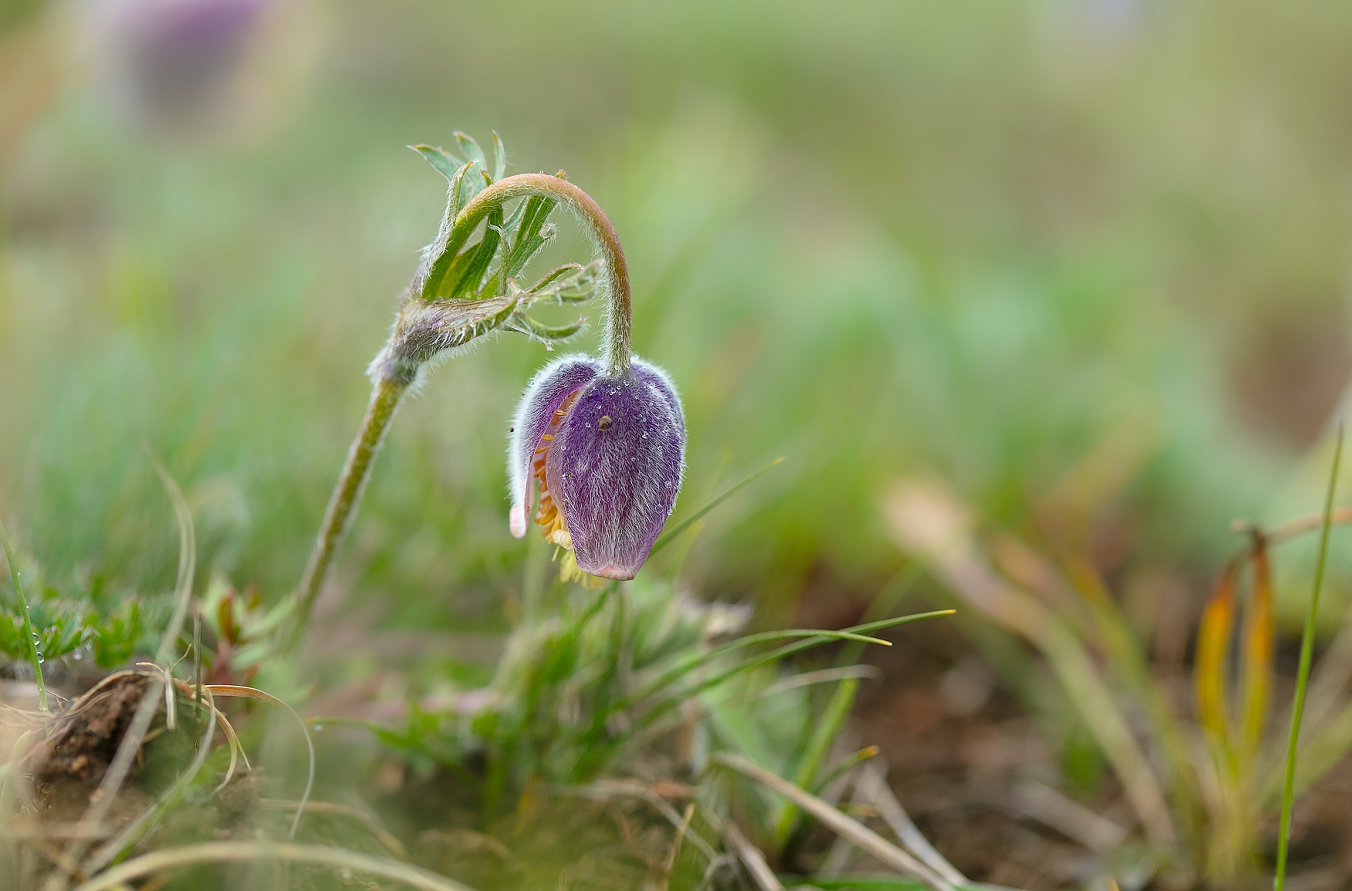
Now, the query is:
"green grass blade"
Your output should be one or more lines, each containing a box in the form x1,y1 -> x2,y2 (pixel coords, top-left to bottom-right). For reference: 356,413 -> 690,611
636,611 -> 954,729
1275,423 -> 1343,891
626,611 -> 951,708
650,457 -> 784,556
0,519 -> 46,712
772,675 -> 860,848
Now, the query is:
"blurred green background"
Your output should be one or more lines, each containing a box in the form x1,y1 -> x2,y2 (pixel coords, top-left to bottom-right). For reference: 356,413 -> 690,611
3,0 -> 1351,637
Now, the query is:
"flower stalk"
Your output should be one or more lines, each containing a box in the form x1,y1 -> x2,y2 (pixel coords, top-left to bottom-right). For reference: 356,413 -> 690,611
290,377 -> 406,646
284,135 -> 655,651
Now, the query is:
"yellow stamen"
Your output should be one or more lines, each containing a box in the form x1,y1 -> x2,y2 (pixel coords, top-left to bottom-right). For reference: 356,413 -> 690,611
531,391 -> 600,587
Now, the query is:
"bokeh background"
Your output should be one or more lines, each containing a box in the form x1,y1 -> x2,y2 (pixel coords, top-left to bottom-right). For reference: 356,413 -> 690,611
4,0 -> 1352,643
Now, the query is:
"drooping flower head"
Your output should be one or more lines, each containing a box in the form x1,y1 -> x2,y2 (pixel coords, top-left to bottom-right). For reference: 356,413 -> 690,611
509,353 -> 685,584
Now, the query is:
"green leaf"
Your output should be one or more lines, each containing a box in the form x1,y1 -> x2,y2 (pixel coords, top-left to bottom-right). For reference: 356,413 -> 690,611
507,196 -> 558,276
454,132 -> 487,172
449,204 -> 504,298
410,144 -> 466,181
524,263 -> 585,294
491,131 -> 506,182
420,159 -> 479,300
504,313 -> 587,344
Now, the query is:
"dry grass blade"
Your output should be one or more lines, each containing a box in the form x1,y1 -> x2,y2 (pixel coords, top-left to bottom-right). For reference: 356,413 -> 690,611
869,763 -> 968,885
813,746 -> 881,799
1234,503 -> 1352,546
725,825 -> 783,891
257,800 -> 406,859
70,841 -> 480,891
1011,779 -> 1128,854
711,753 -> 955,891
43,671 -> 167,891
205,700 -> 249,797
818,762 -> 884,878
1195,560 -> 1238,773
152,463 -> 196,666
84,686 -> 220,875
558,779 -> 717,862
663,802 -> 697,876
1238,537 -> 1274,769
206,685 -> 314,838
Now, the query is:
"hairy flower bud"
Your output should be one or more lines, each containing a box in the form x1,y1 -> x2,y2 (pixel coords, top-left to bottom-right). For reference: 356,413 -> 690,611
508,354 -> 684,583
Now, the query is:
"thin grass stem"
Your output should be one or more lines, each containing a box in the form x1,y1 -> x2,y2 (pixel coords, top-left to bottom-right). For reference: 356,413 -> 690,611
0,519 -> 46,712
71,841 -> 478,891
1274,423 -> 1344,891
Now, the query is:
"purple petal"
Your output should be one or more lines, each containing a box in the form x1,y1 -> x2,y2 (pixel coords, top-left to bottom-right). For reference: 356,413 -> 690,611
633,358 -> 685,440
547,362 -> 686,579
507,354 -> 601,538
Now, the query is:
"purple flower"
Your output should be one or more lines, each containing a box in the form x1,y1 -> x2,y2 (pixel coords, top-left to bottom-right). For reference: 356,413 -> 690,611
509,353 -> 685,583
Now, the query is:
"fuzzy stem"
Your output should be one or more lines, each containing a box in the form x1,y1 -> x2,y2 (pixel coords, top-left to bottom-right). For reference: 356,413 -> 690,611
287,377 -> 408,650
443,173 -> 632,375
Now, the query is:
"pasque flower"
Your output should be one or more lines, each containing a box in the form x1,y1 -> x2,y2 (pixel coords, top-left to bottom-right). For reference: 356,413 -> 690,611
509,354 -> 684,583
290,135 -> 683,648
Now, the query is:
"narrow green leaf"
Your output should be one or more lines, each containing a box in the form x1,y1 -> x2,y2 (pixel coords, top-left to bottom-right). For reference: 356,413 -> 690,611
420,159 -> 479,299
410,144 -> 466,181
507,196 -> 558,276
449,205 -> 504,299
645,612 -> 953,728
0,520 -> 46,711
504,313 -> 587,344
454,131 -> 487,171
424,248 -> 477,303
491,131 -> 506,182
1275,424 -> 1344,891
773,675 -> 861,847
524,263 -> 585,294
629,611 -> 955,721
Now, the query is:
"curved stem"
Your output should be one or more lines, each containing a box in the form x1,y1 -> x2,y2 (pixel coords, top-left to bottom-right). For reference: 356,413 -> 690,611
444,173 -> 632,375
287,377 -> 408,651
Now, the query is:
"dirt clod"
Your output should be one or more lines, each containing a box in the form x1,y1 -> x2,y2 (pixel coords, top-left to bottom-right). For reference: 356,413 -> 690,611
27,672 -> 152,818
